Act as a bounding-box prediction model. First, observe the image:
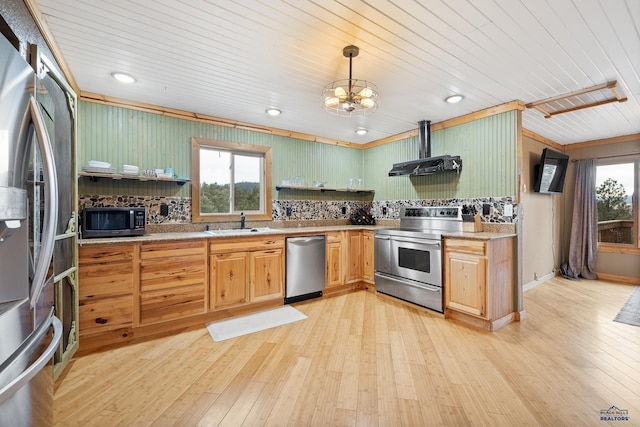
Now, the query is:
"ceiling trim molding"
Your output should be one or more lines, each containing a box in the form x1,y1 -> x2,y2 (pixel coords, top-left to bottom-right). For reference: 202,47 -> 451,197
362,129 -> 418,150
80,92 -> 357,149
363,100 -> 526,149
431,100 -> 525,132
23,0 -> 80,94
522,129 -> 563,151
80,91 -> 528,152
567,133 -> 640,151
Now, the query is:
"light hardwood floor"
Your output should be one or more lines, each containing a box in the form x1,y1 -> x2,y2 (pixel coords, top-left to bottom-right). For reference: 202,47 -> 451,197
53,278 -> 640,426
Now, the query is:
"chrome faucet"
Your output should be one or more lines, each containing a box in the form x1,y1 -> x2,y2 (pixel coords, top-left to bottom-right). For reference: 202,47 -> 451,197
240,212 -> 245,229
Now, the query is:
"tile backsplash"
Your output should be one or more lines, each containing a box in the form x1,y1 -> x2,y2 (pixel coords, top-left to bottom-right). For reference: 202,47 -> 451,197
79,195 -> 517,225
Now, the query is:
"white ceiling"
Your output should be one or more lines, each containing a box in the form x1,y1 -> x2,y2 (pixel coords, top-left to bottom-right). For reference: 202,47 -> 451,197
32,0 -> 640,145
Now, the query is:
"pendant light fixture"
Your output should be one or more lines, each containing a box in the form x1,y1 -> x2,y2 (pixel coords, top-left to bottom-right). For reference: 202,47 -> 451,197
322,45 -> 379,117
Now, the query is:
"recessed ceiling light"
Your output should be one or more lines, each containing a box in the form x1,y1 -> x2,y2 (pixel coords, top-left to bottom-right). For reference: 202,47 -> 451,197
355,129 -> 368,135
445,94 -> 464,103
111,72 -> 136,84
266,108 -> 281,116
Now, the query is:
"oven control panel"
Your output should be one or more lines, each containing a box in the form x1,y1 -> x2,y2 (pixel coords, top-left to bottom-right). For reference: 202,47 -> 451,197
402,206 -> 461,219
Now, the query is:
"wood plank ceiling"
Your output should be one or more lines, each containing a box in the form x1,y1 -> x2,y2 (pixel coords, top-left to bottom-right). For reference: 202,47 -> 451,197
30,0 -> 640,145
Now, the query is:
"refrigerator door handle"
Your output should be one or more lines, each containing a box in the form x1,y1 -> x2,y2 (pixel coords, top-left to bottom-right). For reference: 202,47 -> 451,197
22,97 -> 58,308
0,315 -> 62,406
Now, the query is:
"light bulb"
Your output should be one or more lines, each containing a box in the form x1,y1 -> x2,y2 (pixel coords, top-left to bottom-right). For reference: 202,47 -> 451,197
358,87 -> 373,98
325,97 -> 339,107
334,87 -> 347,98
360,98 -> 375,108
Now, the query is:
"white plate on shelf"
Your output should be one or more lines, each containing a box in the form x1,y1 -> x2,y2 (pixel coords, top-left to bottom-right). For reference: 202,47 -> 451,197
82,166 -> 115,174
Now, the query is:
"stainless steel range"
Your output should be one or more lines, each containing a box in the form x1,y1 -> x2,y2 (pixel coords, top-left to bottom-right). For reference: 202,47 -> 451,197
374,206 -> 463,312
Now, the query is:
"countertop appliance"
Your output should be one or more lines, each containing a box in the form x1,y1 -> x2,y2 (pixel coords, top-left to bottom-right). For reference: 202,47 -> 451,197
374,206 -> 463,312
81,206 -> 146,238
0,32 -> 62,426
285,235 -> 326,303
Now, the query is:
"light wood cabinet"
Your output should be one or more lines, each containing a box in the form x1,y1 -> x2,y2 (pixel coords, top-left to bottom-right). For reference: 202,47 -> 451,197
347,231 -> 363,283
210,251 -> 248,309
362,230 -> 374,283
139,240 -> 207,325
209,236 -> 284,310
251,249 -> 284,302
78,244 -> 135,336
444,236 -> 515,331
325,229 -> 372,290
326,231 -> 346,288
76,228 -> 374,352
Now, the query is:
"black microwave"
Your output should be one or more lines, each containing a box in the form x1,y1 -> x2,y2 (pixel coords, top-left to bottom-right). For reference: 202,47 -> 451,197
81,207 -> 146,238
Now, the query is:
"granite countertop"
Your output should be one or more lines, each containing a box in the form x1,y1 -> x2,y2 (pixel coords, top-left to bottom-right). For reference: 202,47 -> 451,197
444,231 -> 517,240
78,224 -> 383,245
79,222 -> 515,245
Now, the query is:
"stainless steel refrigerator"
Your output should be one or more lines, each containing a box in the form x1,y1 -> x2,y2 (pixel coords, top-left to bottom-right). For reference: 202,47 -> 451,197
0,31 -> 62,426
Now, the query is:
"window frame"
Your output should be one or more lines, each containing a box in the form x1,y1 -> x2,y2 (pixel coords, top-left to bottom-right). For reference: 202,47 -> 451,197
595,156 -> 639,254
191,137 -> 272,223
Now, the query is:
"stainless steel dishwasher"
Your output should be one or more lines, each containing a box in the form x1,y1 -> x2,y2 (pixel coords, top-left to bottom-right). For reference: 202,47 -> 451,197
285,235 -> 326,303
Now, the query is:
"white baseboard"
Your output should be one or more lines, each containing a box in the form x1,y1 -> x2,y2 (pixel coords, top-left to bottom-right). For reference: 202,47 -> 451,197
523,272 -> 556,292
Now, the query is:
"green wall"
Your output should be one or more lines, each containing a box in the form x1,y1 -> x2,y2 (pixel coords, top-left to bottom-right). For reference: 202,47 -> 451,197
78,101 -> 517,201
364,111 -> 518,200
78,101 -> 364,200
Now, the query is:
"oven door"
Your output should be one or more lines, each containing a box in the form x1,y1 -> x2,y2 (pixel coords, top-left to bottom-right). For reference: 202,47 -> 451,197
389,235 -> 442,286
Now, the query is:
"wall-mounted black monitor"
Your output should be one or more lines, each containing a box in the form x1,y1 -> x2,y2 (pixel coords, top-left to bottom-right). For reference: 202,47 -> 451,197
534,148 -> 569,194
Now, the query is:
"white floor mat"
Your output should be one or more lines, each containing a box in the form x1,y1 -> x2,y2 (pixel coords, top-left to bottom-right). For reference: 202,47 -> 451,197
206,306 -> 307,342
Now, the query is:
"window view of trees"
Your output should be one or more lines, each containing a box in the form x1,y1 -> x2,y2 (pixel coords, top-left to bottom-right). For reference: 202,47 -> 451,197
597,178 -> 632,221
198,181 -> 260,213
198,149 -> 262,215
191,137 -> 270,222
596,162 -> 636,245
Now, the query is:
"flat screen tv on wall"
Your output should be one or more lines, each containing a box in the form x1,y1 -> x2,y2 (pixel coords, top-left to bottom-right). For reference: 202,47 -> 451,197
534,148 -> 570,194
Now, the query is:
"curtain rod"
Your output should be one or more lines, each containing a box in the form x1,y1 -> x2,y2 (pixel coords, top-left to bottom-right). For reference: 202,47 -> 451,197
571,153 -> 640,162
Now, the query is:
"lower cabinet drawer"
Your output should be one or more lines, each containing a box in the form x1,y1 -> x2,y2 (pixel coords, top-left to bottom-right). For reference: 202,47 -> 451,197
139,283 -> 206,325
79,295 -> 133,335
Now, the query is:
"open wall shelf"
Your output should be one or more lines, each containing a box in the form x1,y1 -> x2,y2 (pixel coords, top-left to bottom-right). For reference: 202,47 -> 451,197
276,185 -> 374,194
78,172 -> 190,186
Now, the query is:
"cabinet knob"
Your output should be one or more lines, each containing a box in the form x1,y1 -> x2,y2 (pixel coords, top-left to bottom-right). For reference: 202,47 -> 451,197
95,317 -> 108,324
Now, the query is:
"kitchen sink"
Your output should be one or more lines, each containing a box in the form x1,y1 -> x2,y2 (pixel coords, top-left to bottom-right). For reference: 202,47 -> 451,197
204,227 -> 282,236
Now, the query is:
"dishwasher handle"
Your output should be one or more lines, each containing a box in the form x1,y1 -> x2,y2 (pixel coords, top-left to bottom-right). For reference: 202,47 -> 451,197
287,236 -> 325,244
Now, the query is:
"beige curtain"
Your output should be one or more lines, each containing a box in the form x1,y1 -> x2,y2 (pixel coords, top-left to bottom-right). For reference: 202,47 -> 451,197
568,159 -> 598,279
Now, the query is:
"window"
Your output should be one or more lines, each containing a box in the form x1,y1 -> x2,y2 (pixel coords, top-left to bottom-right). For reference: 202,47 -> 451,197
191,137 -> 272,222
595,158 -> 639,249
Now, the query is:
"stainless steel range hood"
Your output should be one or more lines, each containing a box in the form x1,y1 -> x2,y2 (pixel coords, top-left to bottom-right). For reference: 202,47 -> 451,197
388,120 -> 462,176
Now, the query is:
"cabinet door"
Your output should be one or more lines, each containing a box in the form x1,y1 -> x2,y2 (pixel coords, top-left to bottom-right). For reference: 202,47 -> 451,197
362,231 -> 374,282
445,252 -> 487,317
326,239 -> 344,288
347,231 -> 363,283
250,249 -> 284,302
210,252 -> 248,309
